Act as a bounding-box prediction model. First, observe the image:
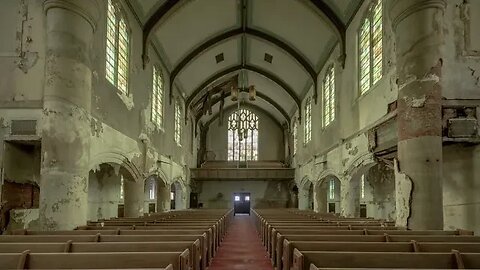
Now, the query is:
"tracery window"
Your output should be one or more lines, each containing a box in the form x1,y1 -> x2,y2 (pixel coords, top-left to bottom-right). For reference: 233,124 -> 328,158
323,65 -> 335,127
292,119 -> 298,155
359,0 -> 383,95
106,0 -> 129,94
120,175 -> 124,200
329,179 -> 335,200
227,109 -> 259,161
174,99 -> 182,146
148,180 -> 156,200
304,97 -> 312,144
361,174 -> 365,199
151,66 -> 164,127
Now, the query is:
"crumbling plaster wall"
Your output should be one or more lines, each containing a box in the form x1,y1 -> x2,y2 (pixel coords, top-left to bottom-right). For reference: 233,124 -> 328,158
293,0 -> 397,195
443,144 -> 480,235
0,0 -> 196,228
0,0 -> 45,103
206,107 -> 285,161
197,180 -> 290,209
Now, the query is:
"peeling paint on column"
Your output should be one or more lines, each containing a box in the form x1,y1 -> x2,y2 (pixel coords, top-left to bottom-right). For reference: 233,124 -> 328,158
394,159 -> 412,228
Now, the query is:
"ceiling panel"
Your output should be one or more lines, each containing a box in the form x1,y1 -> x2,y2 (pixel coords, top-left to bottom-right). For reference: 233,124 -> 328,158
323,0 -> 363,24
246,37 -> 309,96
246,71 -> 296,113
177,38 -> 241,95
250,0 -> 336,66
154,0 -> 240,67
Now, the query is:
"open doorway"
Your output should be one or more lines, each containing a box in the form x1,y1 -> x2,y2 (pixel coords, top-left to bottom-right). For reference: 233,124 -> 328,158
233,192 -> 250,215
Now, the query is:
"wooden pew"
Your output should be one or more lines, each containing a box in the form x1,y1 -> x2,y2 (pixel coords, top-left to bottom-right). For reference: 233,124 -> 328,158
293,250 -> 480,270
0,234 -> 207,270
0,251 -> 186,269
282,241 -> 480,270
275,234 -> 480,270
0,241 -> 201,270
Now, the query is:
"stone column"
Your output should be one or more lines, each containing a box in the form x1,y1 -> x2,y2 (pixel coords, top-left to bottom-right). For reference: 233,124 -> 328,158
340,179 -> 360,217
124,180 -> 144,217
39,0 -> 98,230
157,184 -> 171,212
298,187 -> 310,210
390,0 -> 446,229
314,181 -> 328,213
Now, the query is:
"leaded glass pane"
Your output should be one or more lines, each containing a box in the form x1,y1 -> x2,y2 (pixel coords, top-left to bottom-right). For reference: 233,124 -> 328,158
227,109 -> 259,161
175,100 -> 182,146
304,98 -> 312,144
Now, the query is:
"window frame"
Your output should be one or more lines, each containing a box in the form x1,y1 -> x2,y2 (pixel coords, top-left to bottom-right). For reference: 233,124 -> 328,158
105,0 -> 131,95
358,0 -> 384,96
227,109 -> 259,161
292,118 -> 298,156
174,98 -> 182,146
322,64 -> 336,128
303,97 -> 312,145
151,65 -> 165,129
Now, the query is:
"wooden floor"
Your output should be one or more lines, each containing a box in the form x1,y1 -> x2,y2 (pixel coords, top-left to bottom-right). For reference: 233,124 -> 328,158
208,214 -> 273,270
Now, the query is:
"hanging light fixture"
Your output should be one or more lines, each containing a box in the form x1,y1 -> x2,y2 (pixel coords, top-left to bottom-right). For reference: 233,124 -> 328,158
248,85 -> 256,101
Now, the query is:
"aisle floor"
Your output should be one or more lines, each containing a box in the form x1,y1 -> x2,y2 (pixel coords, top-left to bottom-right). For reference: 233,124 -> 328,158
208,214 -> 274,270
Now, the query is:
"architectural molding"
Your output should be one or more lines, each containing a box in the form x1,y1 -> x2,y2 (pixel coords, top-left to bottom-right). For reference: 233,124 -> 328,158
390,0 -> 447,29
43,0 -> 100,31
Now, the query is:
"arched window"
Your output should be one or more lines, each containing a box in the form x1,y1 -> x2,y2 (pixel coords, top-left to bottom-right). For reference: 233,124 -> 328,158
292,119 -> 298,155
120,175 -> 124,200
106,0 -> 129,94
329,179 -> 335,200
323,65 -> 335,127
174,99 -> 182,146
304,97 -> 312,144
147,178 -> 156,200
359,0 -> 383,95
361,174 -> 365,199
227,109 -> 259,161
151,65 -> 164,127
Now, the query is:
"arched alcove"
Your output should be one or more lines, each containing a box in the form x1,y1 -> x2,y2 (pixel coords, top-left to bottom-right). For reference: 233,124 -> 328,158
170,180 -> 186,210
87,163 -> 136,221
315,175 -> 341,214
298,178 -> 314,210
361,162 -> 395,220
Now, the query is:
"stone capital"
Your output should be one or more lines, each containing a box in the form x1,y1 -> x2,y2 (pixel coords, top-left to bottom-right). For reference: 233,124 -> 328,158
389,0 -> 447,30
43,0 -> 101,31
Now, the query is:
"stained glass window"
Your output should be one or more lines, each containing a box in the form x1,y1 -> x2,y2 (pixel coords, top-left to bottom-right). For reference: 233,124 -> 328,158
120,175 -> 124,200
106,0 -> 129,94
304,97 -> 312,144
152,66 -> 164,127
292,119 -> 298,155
227,109 -> 259,161
361,174 -> 365,199
323,65 -> 335,127
329,179 -> 335,200
174,99 -> 182,146
359,0 -> 383,95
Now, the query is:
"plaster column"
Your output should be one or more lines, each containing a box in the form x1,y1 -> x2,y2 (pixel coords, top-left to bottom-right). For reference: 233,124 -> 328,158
314,181 -> 328,214
157,184 -> 171,212
39,0 -> 99,230
390,0 -> 446,229
340,179 -> 360,217
124,180 -> 144,217
298,187 -> 310,210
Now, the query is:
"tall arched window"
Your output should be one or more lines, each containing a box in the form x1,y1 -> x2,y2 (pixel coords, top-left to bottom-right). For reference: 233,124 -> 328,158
227,109 -> 259,161
323,65 -> 335,127
359,0 -> 383,95
106,0 -> 129,94
151,65 -> 164,127
304,97 -> 312,144
174,99 -> 182,146
292,119 -> 298,156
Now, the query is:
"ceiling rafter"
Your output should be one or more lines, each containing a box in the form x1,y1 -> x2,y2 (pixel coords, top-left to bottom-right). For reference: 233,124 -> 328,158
194,88 -> 291,126
202,102 -> 285,131
141,0 -> 348,103
168,27 -> 318,104
185,64 -> 301,121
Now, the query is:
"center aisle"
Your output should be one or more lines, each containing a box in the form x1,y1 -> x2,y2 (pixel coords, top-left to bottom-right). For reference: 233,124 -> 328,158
208,214 -> 274,270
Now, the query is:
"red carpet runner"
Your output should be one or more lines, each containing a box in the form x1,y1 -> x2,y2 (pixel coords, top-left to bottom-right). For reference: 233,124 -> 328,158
208,214 -> 274,270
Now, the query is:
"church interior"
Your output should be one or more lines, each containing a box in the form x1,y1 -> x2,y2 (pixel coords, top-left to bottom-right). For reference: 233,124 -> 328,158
1,0 -> 480,269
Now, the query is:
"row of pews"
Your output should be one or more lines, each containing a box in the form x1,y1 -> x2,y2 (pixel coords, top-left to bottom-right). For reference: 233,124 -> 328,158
252,209 -> 480,270
0,209 -> 233,269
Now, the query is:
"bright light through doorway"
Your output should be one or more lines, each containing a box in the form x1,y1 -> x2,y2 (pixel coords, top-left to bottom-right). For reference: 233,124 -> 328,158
245,196 -> 250,201
234,196 -> 240,201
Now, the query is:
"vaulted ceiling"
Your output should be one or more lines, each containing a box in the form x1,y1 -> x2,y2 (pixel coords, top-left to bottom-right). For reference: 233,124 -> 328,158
128,0 -> 362,126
